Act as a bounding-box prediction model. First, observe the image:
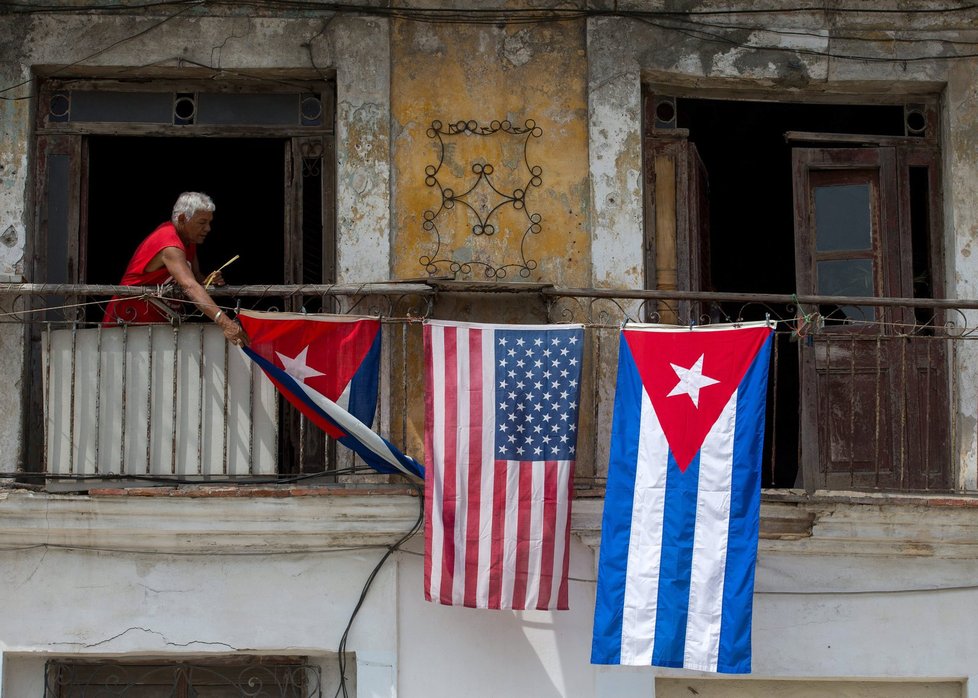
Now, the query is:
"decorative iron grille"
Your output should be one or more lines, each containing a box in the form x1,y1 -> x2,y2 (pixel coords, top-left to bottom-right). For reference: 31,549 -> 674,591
44,659 -> 323,697
420,119 -> 544,280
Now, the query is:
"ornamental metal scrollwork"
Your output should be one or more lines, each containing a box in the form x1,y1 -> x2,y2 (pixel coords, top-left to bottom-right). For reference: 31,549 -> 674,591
300,139 -> 325,177
420,119 -> 543,280
44,660 -> 323,697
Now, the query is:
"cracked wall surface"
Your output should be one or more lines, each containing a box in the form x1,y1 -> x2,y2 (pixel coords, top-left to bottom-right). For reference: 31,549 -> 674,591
5,4 -> 978,694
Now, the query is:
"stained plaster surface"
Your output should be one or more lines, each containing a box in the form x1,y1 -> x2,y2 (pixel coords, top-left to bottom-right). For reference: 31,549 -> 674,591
945,58 -> 978,488
390,19 -> 591,290
0,16 -> 32,282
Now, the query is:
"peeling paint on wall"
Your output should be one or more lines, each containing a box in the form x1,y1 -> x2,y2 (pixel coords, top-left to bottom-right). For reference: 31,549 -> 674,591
502,30 -> 534,67
391,19 -> 591,289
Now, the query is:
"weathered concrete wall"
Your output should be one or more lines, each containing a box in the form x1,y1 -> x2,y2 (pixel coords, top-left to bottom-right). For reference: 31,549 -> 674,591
944,58 -> 978,488
5,6 -> 978,697
387,17 -> 592,468
0,11 -> 27,470
4,494 -> 978,696
390,19 -> 591,287
0,15 -> 32,283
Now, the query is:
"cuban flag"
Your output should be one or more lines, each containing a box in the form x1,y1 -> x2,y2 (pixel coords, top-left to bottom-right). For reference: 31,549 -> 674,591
238,310 -> 423,479
591,321 -> 773,673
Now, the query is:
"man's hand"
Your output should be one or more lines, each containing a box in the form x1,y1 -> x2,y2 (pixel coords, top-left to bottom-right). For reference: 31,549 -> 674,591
218,314 -> 250,347
204,269 -> 228,287
200,255 -> 239,288
161,247 -> 250,346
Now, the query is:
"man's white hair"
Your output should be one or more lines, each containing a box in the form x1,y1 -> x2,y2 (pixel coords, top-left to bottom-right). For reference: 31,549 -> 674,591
171,192 -> 215,225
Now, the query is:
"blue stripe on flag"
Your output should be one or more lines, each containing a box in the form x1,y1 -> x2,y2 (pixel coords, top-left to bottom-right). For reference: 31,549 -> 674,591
591,337 -> 642,664
348,329 -> 381,424
652,451 -> 700,668
716,333 -> 772,673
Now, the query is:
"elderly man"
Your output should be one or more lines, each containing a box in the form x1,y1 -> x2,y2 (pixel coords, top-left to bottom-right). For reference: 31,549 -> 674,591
102,192 -> 249,347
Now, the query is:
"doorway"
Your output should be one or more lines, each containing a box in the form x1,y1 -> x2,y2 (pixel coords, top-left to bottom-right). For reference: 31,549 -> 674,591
86,136 -> 286,289
645,94 -> 947,490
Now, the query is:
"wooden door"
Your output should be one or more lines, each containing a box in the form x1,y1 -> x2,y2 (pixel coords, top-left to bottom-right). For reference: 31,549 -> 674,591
793,147 -> 949,490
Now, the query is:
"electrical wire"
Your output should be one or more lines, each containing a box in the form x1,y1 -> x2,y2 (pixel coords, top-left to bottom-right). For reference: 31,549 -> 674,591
8,290 -> 978,336
333,480 -> 423,698
0,3 -> 201,100
0,296 -> 116,319
5,0 -> 978,16
662,15 -> 978,45
632,14 -> 978,63
397,550 -> 978,595
2,0 -> 978,106
0,541 -> 397,555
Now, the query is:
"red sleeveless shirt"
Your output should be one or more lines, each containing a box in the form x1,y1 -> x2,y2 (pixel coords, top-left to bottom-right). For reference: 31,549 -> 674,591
102,222 -> 197,325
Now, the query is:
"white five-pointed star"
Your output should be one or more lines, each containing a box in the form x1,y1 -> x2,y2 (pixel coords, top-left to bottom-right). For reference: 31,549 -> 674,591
667,354 -> 719,408
276,346 -> 325,384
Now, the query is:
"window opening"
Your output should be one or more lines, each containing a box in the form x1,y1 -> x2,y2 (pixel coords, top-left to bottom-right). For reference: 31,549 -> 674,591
85,135 -> 286,295
30,78 -> 339,480
174,92 -> 196,125
673,98 -> 905,298
811,172 -> 880,323
302,144 -> 325,288
909,165 -> 936,325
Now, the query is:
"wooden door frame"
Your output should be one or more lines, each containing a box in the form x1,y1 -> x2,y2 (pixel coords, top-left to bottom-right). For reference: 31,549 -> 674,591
29,78 -> 338,477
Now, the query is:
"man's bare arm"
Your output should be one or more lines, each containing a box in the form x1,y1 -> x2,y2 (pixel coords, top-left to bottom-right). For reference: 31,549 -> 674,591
160,246 -> 249,347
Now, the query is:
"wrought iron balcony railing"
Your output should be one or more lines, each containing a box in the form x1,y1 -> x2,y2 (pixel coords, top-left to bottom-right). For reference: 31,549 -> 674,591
0,281 -> 972,494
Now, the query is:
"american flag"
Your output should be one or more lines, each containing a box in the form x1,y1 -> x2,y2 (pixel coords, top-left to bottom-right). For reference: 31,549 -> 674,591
424,319 -> 584,610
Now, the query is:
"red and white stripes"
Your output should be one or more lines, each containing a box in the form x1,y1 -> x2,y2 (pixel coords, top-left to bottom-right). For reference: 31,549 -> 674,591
424,320 -> 574,610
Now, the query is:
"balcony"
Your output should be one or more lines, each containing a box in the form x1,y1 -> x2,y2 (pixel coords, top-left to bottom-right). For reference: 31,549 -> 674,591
0,281 -> 970,495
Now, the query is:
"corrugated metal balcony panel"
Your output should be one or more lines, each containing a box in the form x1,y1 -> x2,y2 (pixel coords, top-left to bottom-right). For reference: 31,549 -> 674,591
43,324 -> 277,477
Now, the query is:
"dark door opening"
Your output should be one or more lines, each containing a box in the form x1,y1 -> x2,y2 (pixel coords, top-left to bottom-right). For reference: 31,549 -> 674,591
677,99 -> 906,488
86,136 -> 286,290
674,98 -> 906,297
651,96 -> 944,490
84,136 -> 322,475
31,80 -> 338,479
